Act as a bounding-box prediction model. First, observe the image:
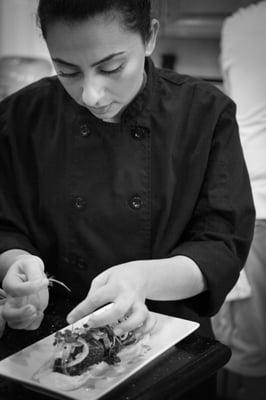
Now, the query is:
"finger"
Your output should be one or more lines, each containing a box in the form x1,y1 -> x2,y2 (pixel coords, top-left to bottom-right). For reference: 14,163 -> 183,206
113,302 -> 149,335
7,317 -> 36,330
3,277 -> 48,297
25,312 -> 44,330
3,304 -> 43,330
7,313 -> 42,330
88,296 -> 133,328
2,303 -> 37,322
134,312 -> 158,339
67,285 -> 117,324
3,255 -> 47,296
4,312 -> 39,330
22,257 -> 46,278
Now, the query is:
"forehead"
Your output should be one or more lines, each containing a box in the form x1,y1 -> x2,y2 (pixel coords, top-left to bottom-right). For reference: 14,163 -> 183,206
46,13 -> 142,61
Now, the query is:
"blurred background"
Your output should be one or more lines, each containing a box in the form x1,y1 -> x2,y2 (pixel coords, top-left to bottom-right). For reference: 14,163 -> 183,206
0,1 -> 265,399
0,0 -> 262,100
0,0 -> 53,100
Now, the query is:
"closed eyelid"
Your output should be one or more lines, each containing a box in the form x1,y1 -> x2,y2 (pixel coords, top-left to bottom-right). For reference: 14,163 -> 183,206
57,70 -> 79,74
56,59 -> 125,78
100,64 -> 124,74
98,55 -> 126,68
56,63 -> 121,74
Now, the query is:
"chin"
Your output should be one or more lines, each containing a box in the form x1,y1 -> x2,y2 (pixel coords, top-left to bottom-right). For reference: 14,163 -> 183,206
102,110 -> 123,123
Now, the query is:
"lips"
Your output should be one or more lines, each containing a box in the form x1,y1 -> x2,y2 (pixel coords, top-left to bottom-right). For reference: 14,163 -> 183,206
89,104 -> 112,114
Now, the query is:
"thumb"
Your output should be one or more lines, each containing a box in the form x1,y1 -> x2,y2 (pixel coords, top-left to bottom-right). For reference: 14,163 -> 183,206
3,275 -> 48,297
3,256 -> 48,297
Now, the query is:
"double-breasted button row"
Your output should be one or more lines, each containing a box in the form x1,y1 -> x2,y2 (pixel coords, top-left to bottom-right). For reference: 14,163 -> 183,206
79,124 -> 149,139
72,195 -> 143,211
79,123 -> 149,139
131,126 -> 149,140
76,258 -> 88,270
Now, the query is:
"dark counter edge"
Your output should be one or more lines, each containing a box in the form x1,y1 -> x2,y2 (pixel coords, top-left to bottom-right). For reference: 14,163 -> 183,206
102,332 -> 232,400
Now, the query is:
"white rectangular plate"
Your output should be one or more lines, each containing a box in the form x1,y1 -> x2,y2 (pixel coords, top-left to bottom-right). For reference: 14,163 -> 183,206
0,312 -> 199,400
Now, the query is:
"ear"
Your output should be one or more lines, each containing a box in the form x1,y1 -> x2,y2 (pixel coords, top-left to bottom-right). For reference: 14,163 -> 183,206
145,18 -> 160,57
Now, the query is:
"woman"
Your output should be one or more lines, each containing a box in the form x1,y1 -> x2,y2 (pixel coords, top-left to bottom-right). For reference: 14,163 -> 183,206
0,0 -> 254,344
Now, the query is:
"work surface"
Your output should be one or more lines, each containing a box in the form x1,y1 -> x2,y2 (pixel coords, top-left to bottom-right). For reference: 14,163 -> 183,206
0,295 -> 231,400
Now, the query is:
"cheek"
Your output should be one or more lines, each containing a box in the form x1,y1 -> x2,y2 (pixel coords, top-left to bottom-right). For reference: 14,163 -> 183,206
58,79 -> 81,101
114,64 -> 144,100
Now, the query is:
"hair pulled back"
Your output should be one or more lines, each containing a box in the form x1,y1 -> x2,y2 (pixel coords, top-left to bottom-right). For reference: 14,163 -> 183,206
37,0 -> 151,43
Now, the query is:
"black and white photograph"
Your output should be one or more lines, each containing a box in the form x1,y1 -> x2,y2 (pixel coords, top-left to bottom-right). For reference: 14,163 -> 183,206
0,1 -> 265,399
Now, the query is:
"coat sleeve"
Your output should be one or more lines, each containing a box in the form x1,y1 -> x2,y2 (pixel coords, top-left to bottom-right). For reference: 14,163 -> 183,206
0,98 -> 40,259
170,100 -> 255,316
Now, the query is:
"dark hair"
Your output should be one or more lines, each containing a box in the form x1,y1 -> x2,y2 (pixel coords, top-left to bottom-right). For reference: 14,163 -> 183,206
37,0 -> 151,43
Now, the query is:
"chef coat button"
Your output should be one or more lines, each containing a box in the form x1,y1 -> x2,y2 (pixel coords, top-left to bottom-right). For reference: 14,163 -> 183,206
80,124 -> 90,136
73,196 -> 87,210
76,259 -> 87,270
131,126 -> 148,140
129,195 -> 143,210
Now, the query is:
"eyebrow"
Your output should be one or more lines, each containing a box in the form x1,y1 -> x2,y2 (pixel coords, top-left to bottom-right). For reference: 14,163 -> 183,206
52,51 -> 125,69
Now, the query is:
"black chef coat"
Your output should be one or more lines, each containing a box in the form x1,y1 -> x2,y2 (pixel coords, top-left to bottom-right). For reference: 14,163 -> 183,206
0,58 -> 255,331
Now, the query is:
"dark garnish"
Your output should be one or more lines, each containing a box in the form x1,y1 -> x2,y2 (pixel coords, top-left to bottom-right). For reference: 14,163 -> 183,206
52,324 -> 137,376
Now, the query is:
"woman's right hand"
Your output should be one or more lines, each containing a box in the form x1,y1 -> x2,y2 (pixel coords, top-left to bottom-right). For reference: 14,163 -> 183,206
2,255 -> 49,330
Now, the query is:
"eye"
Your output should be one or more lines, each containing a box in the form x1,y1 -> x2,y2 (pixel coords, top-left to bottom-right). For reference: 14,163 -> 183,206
57,71 -> 80,78
100,64 -> 124,75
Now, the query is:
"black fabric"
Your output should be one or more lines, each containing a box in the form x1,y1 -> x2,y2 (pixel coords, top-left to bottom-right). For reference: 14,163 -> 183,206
0,58 -> 255,330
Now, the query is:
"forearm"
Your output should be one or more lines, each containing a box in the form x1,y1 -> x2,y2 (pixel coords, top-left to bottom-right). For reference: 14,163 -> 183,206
135,255 -> 207,301
0,249 -> 31,282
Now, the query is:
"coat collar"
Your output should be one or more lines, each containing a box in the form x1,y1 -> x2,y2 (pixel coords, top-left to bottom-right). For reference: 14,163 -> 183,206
121,57 -> 156,128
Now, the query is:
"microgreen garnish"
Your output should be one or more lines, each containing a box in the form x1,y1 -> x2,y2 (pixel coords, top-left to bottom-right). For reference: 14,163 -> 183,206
48,276 -> 71,292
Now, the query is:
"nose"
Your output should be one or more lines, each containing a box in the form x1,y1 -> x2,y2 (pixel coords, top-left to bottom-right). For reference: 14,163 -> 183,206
81,75 -> 105,107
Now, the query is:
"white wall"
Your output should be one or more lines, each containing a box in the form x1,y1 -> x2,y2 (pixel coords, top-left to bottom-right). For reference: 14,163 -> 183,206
0,0 -> 50,59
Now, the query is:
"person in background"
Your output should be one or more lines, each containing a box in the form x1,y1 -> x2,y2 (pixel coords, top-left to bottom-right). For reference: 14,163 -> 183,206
0,57 -> 53,102
212,2 -> 266,399
0,1 -> 255,398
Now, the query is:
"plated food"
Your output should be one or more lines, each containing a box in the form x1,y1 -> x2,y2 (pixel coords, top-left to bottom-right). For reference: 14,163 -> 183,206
0,311 -> 199,399
52,323 -> 137,376
32,321 -> 150,391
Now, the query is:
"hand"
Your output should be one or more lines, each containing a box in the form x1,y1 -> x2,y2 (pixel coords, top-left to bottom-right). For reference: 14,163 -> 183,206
67,261 -> 157,337
2,255 -> 49,330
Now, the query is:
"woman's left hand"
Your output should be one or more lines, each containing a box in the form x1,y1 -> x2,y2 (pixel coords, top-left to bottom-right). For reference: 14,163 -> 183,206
67,261 -> 157,337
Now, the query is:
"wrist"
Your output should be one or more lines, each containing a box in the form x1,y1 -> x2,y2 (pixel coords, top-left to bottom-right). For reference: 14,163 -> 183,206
129,260 -> 150,299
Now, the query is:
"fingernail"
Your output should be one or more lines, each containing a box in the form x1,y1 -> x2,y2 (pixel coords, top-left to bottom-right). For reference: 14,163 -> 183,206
67,314 -> 74,324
